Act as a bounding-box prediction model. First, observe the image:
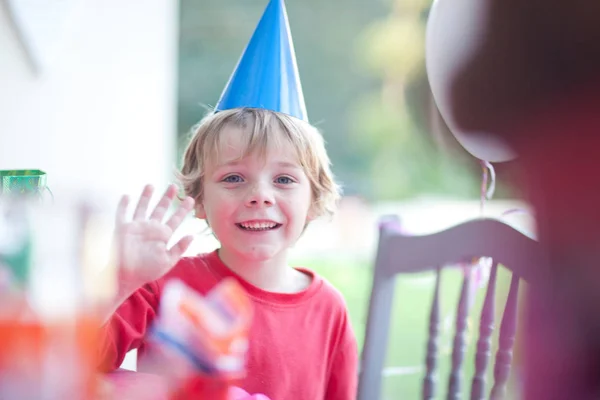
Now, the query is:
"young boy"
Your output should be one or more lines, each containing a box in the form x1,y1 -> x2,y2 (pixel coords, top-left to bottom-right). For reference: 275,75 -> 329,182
98,1 -> 358,399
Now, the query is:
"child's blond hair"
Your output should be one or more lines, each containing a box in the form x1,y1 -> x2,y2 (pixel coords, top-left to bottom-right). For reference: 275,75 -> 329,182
179,108 -> 341,219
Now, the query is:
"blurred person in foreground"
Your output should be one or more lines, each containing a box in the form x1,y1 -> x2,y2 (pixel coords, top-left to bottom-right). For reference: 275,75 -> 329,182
450,1 -> 600,398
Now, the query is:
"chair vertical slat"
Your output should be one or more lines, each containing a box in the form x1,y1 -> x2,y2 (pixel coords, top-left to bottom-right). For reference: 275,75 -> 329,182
356,274 -> 397,400
469,262 -> 499,400
422,268 -> 442,400
447,267 -> 472,400
490,273 -> 520,400
357,220 -> 401,400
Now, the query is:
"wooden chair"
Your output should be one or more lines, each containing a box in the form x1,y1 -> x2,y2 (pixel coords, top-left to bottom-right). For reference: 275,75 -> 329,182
357,215 -> 542,400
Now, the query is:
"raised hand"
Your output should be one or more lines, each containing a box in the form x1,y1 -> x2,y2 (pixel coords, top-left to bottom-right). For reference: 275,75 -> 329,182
115,184 -> 195,287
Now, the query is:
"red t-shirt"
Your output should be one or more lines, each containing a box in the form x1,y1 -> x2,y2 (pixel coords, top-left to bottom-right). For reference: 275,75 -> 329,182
99,250 -> 358,400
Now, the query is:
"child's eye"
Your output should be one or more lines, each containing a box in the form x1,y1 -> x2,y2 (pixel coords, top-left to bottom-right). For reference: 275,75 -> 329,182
222,174 -> 243,183
275,176 -> 295,185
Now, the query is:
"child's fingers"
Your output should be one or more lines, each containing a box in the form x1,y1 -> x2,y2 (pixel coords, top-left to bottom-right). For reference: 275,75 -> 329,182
115,195 -> 130,227
133,184 -> 154,221
168,235 -> 194,260
165,197 -> 195,231
149,184 -> 177,222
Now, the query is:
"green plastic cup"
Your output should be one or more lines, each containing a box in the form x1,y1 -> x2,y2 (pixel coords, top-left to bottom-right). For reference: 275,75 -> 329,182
0,170 -> 50,198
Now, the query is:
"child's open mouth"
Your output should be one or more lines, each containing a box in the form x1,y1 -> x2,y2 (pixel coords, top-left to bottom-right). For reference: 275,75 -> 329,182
236,221 -> 282,232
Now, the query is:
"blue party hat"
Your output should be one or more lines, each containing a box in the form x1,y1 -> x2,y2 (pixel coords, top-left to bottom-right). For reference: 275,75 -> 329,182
214,0 -> 308,122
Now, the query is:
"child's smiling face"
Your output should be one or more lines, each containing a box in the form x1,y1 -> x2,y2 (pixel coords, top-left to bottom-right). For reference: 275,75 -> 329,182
196,124 -> 313,263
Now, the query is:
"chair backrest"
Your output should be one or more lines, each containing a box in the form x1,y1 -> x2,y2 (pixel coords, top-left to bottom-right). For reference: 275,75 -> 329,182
357,215 -> 542,400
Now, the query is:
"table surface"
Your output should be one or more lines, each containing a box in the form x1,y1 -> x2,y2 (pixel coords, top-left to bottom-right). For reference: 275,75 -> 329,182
100,370 -> 269,399
100,370 -> 170,400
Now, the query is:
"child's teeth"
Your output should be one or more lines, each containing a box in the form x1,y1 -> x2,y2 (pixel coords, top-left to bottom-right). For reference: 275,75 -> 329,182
241,222 -> 276,230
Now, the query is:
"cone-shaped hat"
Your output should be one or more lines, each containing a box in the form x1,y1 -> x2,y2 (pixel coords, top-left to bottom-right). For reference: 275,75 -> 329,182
214,0 -> 308,121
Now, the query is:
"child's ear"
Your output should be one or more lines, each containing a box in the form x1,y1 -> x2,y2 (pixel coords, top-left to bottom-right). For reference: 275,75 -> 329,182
306,205 -> 317,223
195,203 -> 207,219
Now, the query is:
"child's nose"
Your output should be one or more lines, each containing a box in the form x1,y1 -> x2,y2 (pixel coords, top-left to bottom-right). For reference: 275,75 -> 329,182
245,183 -> 274,207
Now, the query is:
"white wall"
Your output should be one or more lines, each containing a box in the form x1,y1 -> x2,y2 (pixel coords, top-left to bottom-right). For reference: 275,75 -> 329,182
0,0 -> 179,205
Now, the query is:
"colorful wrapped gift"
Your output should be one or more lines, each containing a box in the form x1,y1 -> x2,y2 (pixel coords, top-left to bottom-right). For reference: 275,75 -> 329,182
147,278 -> 255,399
